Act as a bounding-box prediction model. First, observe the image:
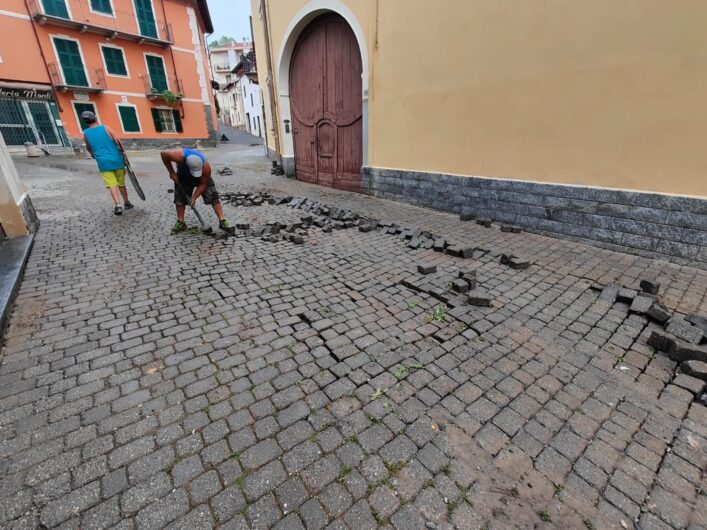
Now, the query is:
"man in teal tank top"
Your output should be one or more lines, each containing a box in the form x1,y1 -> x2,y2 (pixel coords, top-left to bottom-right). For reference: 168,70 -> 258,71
82,111 -> 133,215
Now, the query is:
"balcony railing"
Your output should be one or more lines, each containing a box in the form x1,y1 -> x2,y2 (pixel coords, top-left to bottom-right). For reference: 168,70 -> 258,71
48,62 -> 106,93
29,0 -> 173,47
140,75 -> 184,102
234,51 -> 257,75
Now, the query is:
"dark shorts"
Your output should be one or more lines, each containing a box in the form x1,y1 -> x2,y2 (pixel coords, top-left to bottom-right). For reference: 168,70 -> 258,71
174,176 -> 220,206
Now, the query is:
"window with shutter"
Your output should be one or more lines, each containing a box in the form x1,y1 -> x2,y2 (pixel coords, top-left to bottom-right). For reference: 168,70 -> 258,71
134,0 -> 158,38
42,0 -> 69,18
101,46 -> 127,76
172,110 -> 183,133
118,105 -> 140,133
151,108 -> 163,132
151,109 -> 177,133
90,0 -> 112,15
145,55 -> 168,92
54,38 -> 88,87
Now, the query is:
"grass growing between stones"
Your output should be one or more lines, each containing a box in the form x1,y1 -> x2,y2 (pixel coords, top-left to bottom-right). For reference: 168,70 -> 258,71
430,305 -> 448,322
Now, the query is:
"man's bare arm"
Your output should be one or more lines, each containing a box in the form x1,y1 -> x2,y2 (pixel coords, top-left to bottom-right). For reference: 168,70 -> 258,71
160,150 -> 182,181
83,135 -> 94,157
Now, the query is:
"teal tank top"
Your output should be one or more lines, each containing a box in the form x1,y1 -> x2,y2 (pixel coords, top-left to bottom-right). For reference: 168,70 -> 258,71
84,125 -> 124,172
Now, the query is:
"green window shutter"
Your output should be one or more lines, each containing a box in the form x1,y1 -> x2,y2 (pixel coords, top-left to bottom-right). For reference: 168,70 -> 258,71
42,0 -> 69,18
151,108 -> 163,132
146,55 -> 168,92
134,0 -> 158,38
55,38 -> 88,87
90,0 -> 112,14
102,47 -> 127,76
73,103 -> 95,131
118,106 -> 140,133
172,110 -> 183,133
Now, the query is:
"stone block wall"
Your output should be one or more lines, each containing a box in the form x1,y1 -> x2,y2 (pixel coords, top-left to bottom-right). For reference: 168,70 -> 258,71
361,167 -> 707,267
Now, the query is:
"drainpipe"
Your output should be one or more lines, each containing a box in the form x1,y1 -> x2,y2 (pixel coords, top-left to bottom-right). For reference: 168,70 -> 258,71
23,0 -> 62,112
260,0 -> 281,160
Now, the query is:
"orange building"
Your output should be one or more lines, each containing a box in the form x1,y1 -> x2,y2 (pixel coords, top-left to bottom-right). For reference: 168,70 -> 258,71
0,0 -> 217,152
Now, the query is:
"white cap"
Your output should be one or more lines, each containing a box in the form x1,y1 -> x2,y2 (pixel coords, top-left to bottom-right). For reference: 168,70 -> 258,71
186,154 -> 203,177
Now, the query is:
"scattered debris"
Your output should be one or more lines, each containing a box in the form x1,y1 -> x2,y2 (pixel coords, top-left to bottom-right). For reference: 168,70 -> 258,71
647,303 -> 671,324
678,360 -> 707,381
418,263 -> 437,275
500,225 -> 522,233
639,278 -> 660,295
666,317 -> 704,345
686,314 -> 707,336
599,284 -> 620,303
647,330 -> 674,353
672,374 -> 705,396
499,253 -> 532,270
467,288 -> 492,307
629,294 -> 654,315
460,210 -> 475,221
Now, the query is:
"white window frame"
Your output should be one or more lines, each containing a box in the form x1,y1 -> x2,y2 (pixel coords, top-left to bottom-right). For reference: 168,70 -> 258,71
70,100 -> 99,133
132,0 -> 158,39
143,52 -> 170,91
50,34 -> 90,87
99,43 -> 130,78
88,0 -> 115,18
154,106 -> 178,134
115,102 -> 142,134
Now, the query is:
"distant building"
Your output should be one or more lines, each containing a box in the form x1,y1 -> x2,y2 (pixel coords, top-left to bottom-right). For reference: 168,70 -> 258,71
0,0 -> 218,151
208,40 -> 251,128
213,47 -> 263,139
252,0 -> 707,264
233,51 -> 263,138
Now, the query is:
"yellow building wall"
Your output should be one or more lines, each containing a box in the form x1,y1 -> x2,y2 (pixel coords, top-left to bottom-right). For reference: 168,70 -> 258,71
254,0 -> 707,198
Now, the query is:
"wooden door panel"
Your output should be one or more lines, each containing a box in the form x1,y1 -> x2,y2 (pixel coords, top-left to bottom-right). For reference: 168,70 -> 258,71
290,14 -> 362,191
293,120 -> 316,184
317,121 -> 336,186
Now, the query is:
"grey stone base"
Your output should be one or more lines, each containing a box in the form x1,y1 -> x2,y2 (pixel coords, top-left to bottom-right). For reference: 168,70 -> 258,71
282,156 -> 295,178
19,195 -> 39,234
0,234 -> 34,339
203,105 -> 219,144
73,137 -> 218,150
362,167 -> 707,267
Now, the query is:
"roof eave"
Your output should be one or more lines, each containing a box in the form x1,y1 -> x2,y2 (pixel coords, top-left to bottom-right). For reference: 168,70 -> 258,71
195,0 -> 214,34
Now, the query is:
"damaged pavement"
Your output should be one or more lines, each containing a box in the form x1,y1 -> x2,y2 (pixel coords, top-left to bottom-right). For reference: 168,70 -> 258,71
0,147 -> 705,530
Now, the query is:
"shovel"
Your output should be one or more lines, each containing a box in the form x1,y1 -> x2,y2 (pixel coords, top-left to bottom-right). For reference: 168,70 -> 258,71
173,180 -> 213,235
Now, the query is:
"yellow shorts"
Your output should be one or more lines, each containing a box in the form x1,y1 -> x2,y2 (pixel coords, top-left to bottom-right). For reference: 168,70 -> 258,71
101,168 -> 126,188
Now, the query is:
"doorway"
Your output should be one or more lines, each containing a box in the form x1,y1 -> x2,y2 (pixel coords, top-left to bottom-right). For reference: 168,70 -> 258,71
289,14 -> 362,192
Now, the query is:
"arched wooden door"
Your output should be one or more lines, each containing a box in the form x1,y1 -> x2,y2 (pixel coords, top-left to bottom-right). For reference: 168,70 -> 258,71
289,14 -> 362,192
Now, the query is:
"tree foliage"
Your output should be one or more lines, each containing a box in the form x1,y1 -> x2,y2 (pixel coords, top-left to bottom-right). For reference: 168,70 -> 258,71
209,36 -> 235,49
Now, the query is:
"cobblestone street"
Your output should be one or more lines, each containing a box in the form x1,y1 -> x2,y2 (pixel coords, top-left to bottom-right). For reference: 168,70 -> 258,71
1,144 -> 705,530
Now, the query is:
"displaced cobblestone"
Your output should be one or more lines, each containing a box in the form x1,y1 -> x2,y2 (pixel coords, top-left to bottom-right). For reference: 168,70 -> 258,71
0,147 -> 705,529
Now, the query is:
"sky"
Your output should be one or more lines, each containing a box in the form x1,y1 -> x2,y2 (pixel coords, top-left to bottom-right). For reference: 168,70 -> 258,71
206,0 -> 254,44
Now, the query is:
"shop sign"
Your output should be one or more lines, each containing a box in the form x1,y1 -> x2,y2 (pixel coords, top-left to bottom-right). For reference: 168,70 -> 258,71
0,86 -> 53,100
